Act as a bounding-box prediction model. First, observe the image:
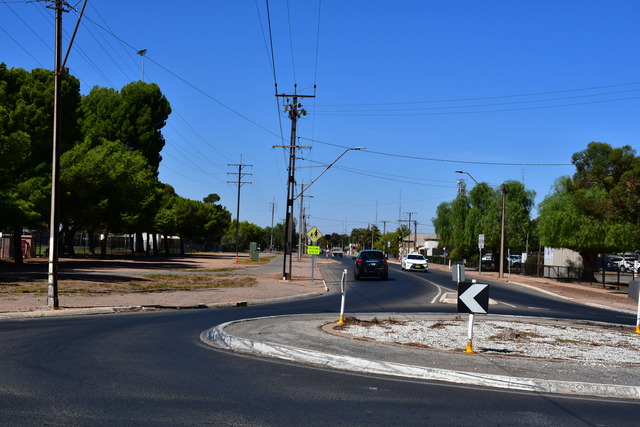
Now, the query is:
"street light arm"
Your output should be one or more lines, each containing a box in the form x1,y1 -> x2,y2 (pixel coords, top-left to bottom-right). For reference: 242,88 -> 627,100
455,170 -> 479,185
455,170 -> 503,210
294,147 -> 364,200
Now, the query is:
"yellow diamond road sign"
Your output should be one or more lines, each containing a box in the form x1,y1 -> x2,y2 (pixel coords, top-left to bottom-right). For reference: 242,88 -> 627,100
306,226 -> 323,242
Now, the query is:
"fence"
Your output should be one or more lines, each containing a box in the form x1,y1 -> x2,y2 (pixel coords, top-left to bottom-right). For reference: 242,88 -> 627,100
430,256 -> 635,289
0,231 -> 204,258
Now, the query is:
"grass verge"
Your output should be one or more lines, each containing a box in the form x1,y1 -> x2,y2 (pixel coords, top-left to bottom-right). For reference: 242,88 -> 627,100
0,274 -> 257,296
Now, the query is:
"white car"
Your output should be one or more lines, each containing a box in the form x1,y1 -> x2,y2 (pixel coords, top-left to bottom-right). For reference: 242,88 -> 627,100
618,258 -> 639,273
401,253 -> 429,272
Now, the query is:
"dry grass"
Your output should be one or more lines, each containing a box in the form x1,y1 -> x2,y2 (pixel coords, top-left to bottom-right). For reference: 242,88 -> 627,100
0,274 -> 257,296
334,316 -> 407,330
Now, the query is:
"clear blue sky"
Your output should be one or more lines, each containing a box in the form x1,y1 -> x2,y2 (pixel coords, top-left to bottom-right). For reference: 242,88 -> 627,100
3,1 -> 639,237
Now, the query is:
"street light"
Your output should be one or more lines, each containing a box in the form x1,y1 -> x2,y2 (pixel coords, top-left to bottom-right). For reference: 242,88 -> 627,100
455,170 -> 507,279
282,146 -> 364,280
294,147 -> 365,201
136,49 -> 147,82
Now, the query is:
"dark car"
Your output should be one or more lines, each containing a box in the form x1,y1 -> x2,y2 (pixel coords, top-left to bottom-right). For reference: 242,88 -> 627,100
596,256 -> 621,272
354,250 -> 388,280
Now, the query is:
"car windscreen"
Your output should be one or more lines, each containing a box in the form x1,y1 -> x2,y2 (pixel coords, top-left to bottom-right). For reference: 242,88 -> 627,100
408,255 -> 424,260
360,252 -> 383,260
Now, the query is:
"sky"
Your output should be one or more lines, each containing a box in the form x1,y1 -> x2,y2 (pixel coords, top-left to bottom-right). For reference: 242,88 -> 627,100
2,1 -> 639,237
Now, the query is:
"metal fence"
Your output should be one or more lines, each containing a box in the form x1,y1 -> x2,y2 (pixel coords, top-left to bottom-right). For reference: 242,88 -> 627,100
430,256 -> 635,289
1,231 -> 201,258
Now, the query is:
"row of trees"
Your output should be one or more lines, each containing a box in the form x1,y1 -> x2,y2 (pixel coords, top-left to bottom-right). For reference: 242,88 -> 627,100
0,63 -> 234,261
432,180 -> 535,265
433,142 -> 640,270
348,225 -> 410,258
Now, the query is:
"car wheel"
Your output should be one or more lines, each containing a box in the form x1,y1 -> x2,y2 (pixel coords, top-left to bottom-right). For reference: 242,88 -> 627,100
381,272 -> 388,280
620,265 -> 627,272
354,273 -> 360,280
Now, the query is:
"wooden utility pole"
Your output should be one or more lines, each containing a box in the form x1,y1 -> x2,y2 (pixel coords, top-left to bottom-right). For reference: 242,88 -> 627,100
401,212 -> 417,255
269,199 -> 277,251
44,0 -> 86,307
47,0 -> 64,308
227,161 -> 252,263
297,183 -> 313,261
274,85 -> 314,280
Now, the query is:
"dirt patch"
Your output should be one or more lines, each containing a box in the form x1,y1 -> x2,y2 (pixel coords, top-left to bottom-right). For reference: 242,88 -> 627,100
0,253 -> 327,313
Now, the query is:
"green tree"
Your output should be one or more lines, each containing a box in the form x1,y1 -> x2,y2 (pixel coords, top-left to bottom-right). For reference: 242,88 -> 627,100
537,142 -> 638,268
59,138 -> 158,255
169,196 -> 231,255
432,202 -> 453,250
350,225 -> 380,251
80,81 -> 171,173
78,81 -> 171,252
433,180 -> 535,267
222,221 -> 266,251
154,184 -> 179,255
0,64 -> 81,262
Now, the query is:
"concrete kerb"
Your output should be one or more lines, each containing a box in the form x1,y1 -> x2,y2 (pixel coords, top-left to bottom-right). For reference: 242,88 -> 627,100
200,314 -> 640,400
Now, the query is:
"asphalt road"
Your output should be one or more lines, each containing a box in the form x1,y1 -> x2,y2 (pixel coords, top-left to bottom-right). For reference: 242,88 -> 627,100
0,259 -> 638,425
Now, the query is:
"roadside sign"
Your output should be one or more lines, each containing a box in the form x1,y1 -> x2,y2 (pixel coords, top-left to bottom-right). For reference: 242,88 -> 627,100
457,281 -> 489,314
629,281 -> 639,303
307,226 -> 323,242
307,245 -> 320,255
478,234 -> 485,250
629,281 -> 640,334
452,264 -> 465,283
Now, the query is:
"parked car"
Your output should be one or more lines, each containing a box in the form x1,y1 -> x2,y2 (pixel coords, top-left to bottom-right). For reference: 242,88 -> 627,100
401,253 -> 429,272
354,250 -> 388,280
617,256 -> 638,273
596,256 -> 622,271
507,255 -> 522,268
628,260 -> 640,274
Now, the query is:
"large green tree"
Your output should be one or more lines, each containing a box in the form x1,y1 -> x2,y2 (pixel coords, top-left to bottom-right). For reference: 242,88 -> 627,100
537,142 -> 638,268
80,81 -> 171,173
0,64 -> 81,262
78,81 -> 171,253
60,138 -> 158,255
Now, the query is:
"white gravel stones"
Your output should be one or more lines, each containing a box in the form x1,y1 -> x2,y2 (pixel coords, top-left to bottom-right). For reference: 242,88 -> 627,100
339,318 -> 640,364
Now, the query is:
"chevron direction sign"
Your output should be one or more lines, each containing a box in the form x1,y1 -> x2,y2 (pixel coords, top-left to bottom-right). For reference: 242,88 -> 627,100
457,281 -> 489,314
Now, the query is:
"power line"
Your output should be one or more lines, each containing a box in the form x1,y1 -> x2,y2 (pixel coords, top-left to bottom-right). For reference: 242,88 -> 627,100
299,136 -> 572,166
285,0 -> 297,84
313,88 -> 640,113
314,81 -> 640,107
313,95 -> 640,116
298,157 -> 457,188
313,0 -> 322,85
